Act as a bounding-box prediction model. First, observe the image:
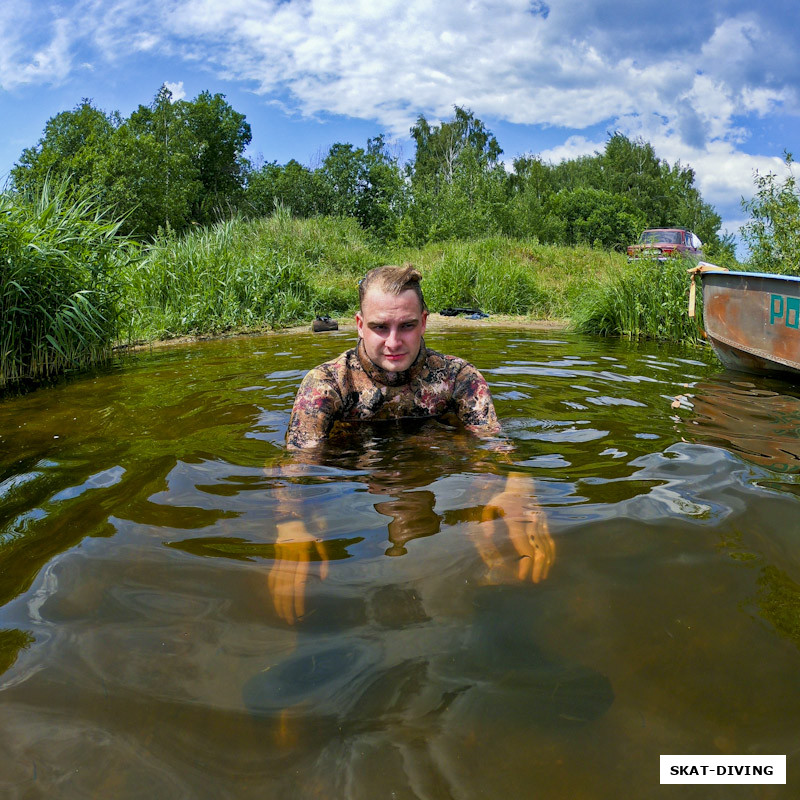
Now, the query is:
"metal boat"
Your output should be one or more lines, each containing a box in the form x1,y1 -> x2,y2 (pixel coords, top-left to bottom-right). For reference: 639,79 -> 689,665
689,265 -> 800,377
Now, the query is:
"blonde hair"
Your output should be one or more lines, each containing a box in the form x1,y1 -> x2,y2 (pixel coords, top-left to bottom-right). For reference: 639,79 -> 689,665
358,264 -> 427,312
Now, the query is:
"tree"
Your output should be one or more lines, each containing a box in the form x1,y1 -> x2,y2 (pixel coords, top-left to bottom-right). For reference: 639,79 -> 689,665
500,155 -> 556,239
550,154 -> 602,193
542,187 -> 645,249
318,137 -> 406,239
401,108 -> 506,244
11,100 -> 117,196
410,106 -> 502,187
183,91 -> 251,224
245,159 -> 329,218
742,154 -> 800,274
12,86 -> 253,239
101,85 -> 202,237
599,134 -> 664,221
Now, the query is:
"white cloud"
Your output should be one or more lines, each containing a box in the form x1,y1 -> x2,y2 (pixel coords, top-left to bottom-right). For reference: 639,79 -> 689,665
164,80 -> 186,101
538,136 -> 601,164
3,0 -> 799,238
0,3 -> 76,89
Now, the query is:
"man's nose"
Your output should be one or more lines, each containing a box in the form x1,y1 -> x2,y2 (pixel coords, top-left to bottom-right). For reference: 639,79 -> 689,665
386,327 -> 402,348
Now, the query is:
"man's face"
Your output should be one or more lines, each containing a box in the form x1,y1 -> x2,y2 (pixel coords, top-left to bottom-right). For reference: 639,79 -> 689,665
356,287 -> 428,373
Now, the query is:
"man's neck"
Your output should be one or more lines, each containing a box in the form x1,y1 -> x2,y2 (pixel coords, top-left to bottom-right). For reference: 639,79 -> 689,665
356,339 -> 426,387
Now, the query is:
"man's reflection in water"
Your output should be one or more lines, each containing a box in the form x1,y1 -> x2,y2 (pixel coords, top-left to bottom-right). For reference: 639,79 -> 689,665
375,489 -> 439,557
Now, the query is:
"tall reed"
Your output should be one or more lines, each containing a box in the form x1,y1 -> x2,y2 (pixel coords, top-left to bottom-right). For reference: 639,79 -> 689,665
572,257 -> 700,342
1,180 -> 130,388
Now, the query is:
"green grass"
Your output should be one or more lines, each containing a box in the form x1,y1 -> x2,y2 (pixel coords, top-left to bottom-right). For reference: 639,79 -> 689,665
2,194 -> 707,390
572,256 -> 702,342
390,236 -> 627,318
1,180 -> 131,388
121,209 -> 380,341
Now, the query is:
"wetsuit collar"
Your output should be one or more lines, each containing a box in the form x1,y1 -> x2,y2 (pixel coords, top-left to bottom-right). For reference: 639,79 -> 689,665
357,338 -> 427,387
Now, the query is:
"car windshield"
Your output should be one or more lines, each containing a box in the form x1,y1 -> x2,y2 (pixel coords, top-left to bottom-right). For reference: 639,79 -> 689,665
640,230 -> 682,244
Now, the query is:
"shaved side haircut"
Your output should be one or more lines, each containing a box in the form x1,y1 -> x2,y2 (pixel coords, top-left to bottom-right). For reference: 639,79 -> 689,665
358,264 -> 428,313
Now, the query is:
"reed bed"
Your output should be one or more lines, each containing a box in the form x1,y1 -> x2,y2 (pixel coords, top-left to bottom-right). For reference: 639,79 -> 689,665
572,257 -> 701,342
0,181 -> 129,388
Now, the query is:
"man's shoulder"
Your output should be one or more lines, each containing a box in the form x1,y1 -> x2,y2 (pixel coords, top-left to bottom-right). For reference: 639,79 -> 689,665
424,347 -> 472,376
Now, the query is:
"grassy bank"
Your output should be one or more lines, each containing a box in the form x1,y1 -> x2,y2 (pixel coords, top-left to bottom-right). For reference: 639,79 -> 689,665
122,214 -> 634,340
122,208 -> 375,341
398,237 -> 625,318
2,193 -> 705,389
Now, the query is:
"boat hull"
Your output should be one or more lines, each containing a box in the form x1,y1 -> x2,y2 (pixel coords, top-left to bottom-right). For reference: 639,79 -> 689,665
702,271 -> 800,377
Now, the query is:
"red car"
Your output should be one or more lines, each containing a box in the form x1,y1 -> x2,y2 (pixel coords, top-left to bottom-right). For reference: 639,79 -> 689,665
627,228 -> 703,261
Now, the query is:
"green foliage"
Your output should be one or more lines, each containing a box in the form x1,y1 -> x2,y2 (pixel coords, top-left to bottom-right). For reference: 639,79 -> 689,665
573,257 -> 699,342
0,629 -> 34,676
703,231 -> 739,269
12,85 -> 251,240
742,154 -> 800,275
184,90 -> 252,225
756,564 -> 800,650
10,100 -> 118,196
410,106 -> 502,186
399,109 -> 508,246
399,165 -> 508,246
503,133 -> 728,257
12,90 -> 729,256
122,211 -> 378,340
1,180 -> 132,388
541,187 -> 646,249
318,136 -> 407,239
599,134 -> 664,221
245,159 -> 329,219
103,88 -> 203,238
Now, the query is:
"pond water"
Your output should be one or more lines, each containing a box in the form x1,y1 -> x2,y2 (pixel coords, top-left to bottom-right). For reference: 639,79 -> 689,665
1,327 -> 799,799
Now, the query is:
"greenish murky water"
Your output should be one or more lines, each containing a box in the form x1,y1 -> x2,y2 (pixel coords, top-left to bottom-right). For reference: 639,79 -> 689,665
1,328 -> 800,799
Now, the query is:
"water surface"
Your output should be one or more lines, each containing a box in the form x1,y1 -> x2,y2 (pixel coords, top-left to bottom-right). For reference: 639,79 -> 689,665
1,328 -> 799,799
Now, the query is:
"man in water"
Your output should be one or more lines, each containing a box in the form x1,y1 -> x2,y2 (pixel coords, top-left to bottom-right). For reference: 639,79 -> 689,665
271,264 -> 554,623
286,263 -> 499,448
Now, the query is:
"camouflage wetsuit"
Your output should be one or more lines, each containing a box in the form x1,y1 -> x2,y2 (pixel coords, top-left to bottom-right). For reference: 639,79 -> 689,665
286,339 -> 500,449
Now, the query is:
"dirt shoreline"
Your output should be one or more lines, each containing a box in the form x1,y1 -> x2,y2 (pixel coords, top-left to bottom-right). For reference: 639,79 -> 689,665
115,314 -> 570,353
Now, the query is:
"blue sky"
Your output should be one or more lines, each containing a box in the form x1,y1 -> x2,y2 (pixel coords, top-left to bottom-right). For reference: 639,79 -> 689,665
3,0 -> 800,247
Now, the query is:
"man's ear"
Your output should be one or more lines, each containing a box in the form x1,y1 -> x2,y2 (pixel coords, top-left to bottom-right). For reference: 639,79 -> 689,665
420,309 -> 428,335
355,310 -> 364,338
